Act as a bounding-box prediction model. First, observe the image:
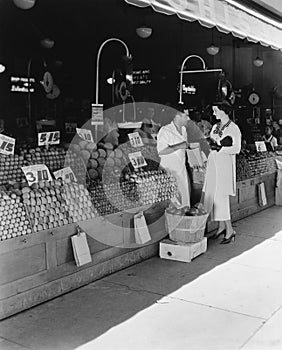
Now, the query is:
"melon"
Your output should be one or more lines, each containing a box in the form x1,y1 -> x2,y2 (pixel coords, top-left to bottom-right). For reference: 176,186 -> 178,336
98,148 -> 107,158
114,149 -> 123,158
80,150 -> 91,160
88,169 -> 98,180
78,140 -> 88,150
105,157 -> 115,167
103,142 -> 114,150
86,142 -> 97,152
72,144 -> 80,153
97,157 -> 106,167
89,159 -> 98,169
90,151 -> 99,159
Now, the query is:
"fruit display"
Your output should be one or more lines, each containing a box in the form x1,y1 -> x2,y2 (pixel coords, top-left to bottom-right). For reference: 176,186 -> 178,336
166,202 -> 208,217
21,180 -> 97,232
236,151 -> 278,181
0,146 -> 85,186
88,169 -> 177,216
0,190 -> 32,240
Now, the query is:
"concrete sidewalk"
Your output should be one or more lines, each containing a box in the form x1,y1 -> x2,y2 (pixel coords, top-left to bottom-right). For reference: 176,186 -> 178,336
1,206 -> 282,350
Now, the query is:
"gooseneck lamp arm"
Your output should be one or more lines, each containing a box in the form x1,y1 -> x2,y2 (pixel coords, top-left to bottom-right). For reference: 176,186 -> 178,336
95,38 -> 130,104
178,55 -> 222,104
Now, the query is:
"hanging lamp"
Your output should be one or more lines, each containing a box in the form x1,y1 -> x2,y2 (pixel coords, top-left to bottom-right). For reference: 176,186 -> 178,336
206,29 -> 219,56
136,25 -> 152,39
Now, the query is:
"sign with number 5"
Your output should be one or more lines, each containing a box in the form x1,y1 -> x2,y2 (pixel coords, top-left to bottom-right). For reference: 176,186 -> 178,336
0,134 -> 16,155
21,164 -> 52,186
38,131 -> 60,146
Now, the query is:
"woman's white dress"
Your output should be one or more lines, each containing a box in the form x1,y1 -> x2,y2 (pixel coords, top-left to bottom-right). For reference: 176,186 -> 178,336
203,121 -> 241,220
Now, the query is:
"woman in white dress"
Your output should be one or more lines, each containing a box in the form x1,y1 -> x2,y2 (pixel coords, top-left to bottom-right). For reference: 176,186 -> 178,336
157,108 -> 191,207
203,101 -> 241,244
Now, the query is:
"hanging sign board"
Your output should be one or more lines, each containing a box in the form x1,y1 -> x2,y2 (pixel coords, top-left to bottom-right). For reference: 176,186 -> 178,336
22,164 -> 52,186
255,141 -> 267,152
53,167 -> 77,182
76,128 -> 94,142
128,132 -> 144,148
38,131 -> 60,146
0,134 -> 16,156
91,104 -> 104,125
128,151 -> 147,169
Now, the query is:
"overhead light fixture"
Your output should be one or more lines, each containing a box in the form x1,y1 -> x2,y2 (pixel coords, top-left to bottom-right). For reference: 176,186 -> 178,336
253,45 -> 263,67
206,29 -> 220,56
40,38 -> 55,49
206,44 -> 220,56
13,0 -> 36,10
136,25 -> 152,39
0,64 -> 6,73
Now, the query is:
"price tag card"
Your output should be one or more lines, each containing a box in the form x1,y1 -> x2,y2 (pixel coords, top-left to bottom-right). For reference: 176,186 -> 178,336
53,167 -> 77,182
255,141 -> 267,152
151,133 -> 158,142
21,164 -> 52,186
38,131 -> 60,146
128,132 -> 144,148
128,151 -> 147,169
0,134 -> 15,155
91,103 -> 104,126
76,128 -> 94,142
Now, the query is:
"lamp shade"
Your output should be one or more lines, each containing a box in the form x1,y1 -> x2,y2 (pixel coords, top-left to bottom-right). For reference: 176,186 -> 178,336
40,38 -> 55,49
253,56 -> 264,67
206,44 -> 220,55
13,0 -> 36,10
136,26 -> 152,39
0,64 -> 5,73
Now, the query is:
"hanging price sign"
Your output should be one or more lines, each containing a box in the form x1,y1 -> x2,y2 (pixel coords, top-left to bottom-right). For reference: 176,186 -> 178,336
21,164 -> 53,186
0,134 -> 15,155
38,131 -> 60,146
53,167 -> 77,182
76,128 -> 93,142
128,132 -> 144,148
128,151 -> 147,169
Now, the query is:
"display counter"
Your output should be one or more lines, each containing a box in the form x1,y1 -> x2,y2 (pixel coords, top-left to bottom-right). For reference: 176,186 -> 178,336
0,140 -> 280,320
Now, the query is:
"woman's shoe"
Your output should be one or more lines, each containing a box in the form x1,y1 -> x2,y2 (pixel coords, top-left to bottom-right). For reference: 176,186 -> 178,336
209,230 -> 226,240
220,232 -> 236,244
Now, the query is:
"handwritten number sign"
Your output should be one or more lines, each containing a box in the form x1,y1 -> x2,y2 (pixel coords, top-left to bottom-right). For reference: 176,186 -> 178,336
128,132 -> 144,148
53,167 -> 77,182
255,141 -> 267,152
0,134 -> 15,155
38,131 -> 60,146
76,128 -> 93,142
21,164 -> 52,186
128,151 -> 147,169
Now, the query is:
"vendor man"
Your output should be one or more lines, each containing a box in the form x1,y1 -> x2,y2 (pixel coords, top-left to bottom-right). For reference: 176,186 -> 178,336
157,106 -> 191,206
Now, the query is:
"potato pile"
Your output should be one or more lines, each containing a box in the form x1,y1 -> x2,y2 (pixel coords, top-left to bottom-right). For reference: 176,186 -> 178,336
0,191 -> 32,240
22,180 -> 96,232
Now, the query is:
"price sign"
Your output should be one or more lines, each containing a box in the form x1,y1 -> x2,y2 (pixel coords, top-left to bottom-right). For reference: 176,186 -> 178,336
91,103 -> 104,125
21,164 -> 52,186
65,122 -> 77,134
76,128 -> 93,142
128,151 -> 147,169
38,131 -> 60,146
151,133 -> 158,141
0,134 -> 16,155
128,132 -> 144,148
255,141 -> 267,152
53,167 -> 77,182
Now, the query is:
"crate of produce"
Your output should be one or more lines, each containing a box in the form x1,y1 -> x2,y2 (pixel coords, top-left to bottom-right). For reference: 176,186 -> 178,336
165,205 -> 208,243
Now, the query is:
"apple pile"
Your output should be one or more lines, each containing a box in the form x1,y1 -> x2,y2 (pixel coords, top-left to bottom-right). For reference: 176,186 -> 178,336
0,191 -> 32,240
22,180 -> 97,232
166,202 -> 208,216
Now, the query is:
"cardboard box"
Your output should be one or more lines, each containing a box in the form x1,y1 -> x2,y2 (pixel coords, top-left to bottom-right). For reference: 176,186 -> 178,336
159,237 -> 207,263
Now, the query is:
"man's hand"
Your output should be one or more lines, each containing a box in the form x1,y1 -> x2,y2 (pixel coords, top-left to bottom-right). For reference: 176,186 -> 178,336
170,141 -> 189,151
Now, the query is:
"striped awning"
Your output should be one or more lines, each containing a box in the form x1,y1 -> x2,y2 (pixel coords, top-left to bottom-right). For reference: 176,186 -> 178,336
125,0 -> 282,50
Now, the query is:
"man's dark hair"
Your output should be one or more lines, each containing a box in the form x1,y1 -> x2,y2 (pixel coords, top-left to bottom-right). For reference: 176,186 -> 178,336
214,100 -> 233,116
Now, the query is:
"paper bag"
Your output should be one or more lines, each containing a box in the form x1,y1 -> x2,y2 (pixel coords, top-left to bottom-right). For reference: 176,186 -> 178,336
134,212 -> 151,244
71,231 -> 92,267
258,182 -> 267,207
